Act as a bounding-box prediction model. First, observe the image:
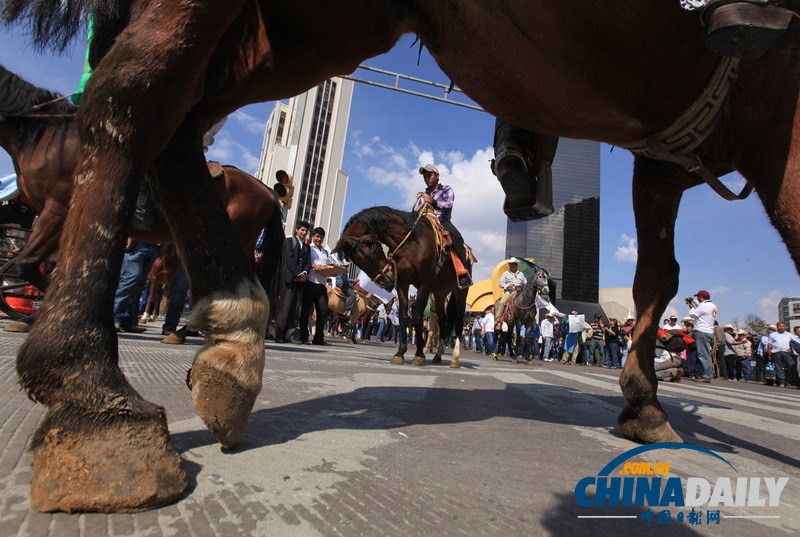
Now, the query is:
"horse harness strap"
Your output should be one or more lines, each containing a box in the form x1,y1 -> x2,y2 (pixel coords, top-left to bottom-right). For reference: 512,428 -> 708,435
617,55 -> 752,201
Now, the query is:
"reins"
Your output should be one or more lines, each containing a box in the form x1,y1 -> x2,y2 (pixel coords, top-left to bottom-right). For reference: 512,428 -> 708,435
374,202 -> 428,284
0,94 -> 78,121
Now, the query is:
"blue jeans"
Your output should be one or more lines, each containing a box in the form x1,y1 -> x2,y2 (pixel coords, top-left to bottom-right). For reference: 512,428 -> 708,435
586,338 -> 604,365
542,337 -> 553,359
376,318 -> 386,340
606,342 -> 620,368
114,240 -> 158,328
162,260 -> 189,333
484,332 -> 495,355
736,356 -> 751,381
694,331 -> 714,380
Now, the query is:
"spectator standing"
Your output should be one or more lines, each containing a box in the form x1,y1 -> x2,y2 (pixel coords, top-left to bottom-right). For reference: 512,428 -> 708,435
714,321 -> 728,379
541,313 -> 556,361
113,238 -> 159,333
681,317 -> 698,378
768,322 -> 799,388
687,290 -> 717,383
300,227 -> 344,345
275,221 -> 311,343
482,306 -> 496,358
604,318 -> 622,369
734,329 -> 752,381
527,320 -> 541,361
722,324 -> 739,380
586,314 -> 605,366
472,314 -> 484,353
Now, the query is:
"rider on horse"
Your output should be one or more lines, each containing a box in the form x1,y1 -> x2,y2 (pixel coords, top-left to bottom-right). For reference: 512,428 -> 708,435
414,164 -> 472,288
495,257 -> 526,321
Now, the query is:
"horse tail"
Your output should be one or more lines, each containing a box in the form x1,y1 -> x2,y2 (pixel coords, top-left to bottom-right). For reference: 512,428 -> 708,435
254,205 -> 286,314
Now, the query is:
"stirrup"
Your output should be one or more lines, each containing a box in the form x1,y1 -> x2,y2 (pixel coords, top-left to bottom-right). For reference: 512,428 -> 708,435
704,1 -> 793,59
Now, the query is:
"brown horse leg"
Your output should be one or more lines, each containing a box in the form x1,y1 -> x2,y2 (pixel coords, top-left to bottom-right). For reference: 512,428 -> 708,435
391,286 -> 410,364
618,158 -> 689,444
153,137 -> 267,450
16,1 -> 252,511
16,156 -> 186,511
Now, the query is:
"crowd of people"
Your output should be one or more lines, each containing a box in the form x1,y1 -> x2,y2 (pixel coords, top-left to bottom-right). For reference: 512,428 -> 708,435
463,288 -> 800,389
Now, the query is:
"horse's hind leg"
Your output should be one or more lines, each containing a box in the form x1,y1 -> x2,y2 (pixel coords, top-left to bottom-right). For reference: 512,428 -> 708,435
153,138 -> 267,449
618,158 -> 687,444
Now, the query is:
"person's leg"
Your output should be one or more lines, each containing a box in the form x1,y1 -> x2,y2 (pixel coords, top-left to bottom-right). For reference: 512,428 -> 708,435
298,283 -> 313,343
311,284 -> 328,343
694,332 -> 713,380
162,260 -> 189,335
114,241 -> 158,330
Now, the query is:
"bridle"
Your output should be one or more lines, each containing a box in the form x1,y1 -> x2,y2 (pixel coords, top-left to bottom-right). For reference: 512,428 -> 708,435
0,94 -> 78,121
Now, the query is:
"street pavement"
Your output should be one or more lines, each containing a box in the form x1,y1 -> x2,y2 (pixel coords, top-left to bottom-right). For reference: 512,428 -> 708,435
0,320 -> 798,537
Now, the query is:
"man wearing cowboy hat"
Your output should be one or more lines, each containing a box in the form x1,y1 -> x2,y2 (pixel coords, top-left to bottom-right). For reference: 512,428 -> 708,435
496,257 -> 527,320
686,289 -> 717,382
414,164 -> 471,287
541,312 -> 557,361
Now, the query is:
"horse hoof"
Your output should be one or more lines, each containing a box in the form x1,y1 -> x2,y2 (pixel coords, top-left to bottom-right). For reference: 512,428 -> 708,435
30,412 -> 186,512
411,356 -> 425,366
618,404 -> 682,444
511,358 -> 518,364
431,355 -> 442,364
4,320 -> 31,333
390,355 -> 405,365
525,360 -> 532,366
188,345 -> 262,449
449,360 -> 461,369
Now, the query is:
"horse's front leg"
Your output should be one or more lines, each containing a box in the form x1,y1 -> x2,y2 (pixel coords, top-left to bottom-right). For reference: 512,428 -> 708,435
390,286 -> 410,364
154,133 -> 267,450
618,158 -> 689,444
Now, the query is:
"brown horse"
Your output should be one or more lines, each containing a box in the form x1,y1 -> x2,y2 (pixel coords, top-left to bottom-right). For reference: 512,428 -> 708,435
333,206 -> 471,368
139,244 -> 178,324
326,286 -> 379,344
0,65 -> 285,313
4,0 -> 800,512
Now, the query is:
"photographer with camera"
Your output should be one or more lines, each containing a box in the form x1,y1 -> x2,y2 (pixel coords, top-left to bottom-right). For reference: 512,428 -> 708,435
686,290 -> 717,383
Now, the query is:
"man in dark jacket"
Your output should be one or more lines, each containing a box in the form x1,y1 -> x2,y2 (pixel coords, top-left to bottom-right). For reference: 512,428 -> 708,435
274,221 -> 311,343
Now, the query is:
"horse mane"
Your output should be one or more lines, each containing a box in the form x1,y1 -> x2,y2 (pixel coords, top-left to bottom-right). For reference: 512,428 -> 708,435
343,206 -> 419,241
1,0 -> 128,52
0,64 -> 78,151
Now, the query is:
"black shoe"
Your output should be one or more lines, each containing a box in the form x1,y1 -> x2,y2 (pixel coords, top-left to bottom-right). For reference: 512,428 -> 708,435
300,340 -> 311,345
705,1 -> 792,59
274,338 -> 286,343
312,340 -> 328,346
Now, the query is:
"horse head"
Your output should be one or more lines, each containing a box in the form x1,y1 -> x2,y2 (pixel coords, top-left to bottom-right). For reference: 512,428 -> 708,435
332,226 -> 395,291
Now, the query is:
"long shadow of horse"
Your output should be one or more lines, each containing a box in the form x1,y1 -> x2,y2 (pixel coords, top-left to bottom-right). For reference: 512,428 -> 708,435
170,381 -> 797,472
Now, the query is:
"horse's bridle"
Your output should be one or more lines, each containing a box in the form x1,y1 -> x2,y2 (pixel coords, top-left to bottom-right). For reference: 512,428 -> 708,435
0,94 -> 78,121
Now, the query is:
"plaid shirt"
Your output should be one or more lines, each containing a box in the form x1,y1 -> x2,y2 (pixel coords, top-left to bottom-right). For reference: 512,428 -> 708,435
415,183 -> 454,222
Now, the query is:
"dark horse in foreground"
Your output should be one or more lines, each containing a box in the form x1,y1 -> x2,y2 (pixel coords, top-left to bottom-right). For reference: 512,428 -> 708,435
4,0 -> 800,512
0,65 -> 285,312
333,206 -> 471,367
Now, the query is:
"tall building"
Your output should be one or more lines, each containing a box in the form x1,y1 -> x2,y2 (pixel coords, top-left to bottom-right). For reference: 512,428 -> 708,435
256,78 -> 354,246
505,139 -> 601,303
778,296 -> 800,330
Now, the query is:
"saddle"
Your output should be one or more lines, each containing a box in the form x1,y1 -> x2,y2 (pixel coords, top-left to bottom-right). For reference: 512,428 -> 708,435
415,200 -> 476,287
333,286 -> 347,300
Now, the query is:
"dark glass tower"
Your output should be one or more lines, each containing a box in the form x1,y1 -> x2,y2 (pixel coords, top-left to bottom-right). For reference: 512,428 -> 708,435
505,139 -> 600,302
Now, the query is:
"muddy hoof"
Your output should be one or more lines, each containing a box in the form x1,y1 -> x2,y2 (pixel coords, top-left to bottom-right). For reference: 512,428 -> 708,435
511,358 -> 518,364
4,320 -> 31,333
30,415 -> 186,512
189,359 -> 257,449
390,355 -> 405,365
449,360 -> 461,369
618,404 -> 682,444
411,355 -> 425,366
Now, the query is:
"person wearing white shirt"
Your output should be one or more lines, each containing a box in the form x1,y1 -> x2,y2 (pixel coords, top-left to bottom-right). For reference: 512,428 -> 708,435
768,322 -> 798,388
686,289 -> 717,382
482,306 -> 496,357
299,227 -> 345,345
541,312 -> 556,361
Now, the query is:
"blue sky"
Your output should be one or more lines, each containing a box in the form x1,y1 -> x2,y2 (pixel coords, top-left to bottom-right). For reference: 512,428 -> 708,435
1,29 -> 796,325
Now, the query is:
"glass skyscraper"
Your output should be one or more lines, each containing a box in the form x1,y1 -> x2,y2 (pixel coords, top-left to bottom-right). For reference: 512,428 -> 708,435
505,139 -> 600,303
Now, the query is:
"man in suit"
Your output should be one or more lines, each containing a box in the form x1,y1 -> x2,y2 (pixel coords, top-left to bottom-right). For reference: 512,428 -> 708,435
274,220 -> 311,343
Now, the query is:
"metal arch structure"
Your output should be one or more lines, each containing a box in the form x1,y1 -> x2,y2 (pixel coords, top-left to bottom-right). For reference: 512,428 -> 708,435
342,64 -> 485,112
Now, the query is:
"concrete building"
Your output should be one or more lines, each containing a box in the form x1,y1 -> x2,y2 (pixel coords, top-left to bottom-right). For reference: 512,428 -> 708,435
778,296 -> 800,330
505,139 -> 601,303
256,78 -> 354,246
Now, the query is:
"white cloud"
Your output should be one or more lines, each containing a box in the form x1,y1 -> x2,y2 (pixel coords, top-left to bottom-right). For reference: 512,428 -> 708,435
710,285 -> 731,295
230,110 -> 266,135
757,290 -> 784,322
206,136 -> 260,174
614,234 -> 637,263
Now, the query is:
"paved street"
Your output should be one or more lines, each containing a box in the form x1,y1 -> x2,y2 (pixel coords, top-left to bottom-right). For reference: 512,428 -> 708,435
0,320 -> 798,536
